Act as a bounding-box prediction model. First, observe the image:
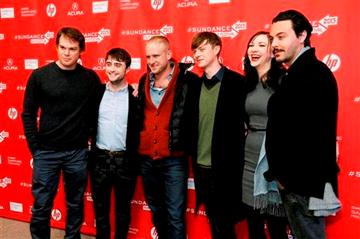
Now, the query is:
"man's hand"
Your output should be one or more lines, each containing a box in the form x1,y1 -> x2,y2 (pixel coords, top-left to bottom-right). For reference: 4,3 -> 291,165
130,83 -> 139,97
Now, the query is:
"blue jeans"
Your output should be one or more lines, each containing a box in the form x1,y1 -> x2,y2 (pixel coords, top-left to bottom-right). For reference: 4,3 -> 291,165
30,149 -> 88,239
140,156 -> 188,239
280,190 -> 325,239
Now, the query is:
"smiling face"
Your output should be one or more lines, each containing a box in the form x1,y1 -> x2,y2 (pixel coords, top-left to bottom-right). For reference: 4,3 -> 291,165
145,40 -> 171,76
247,34 -> 272,70
105,56 -> 129,85
270,19 -> 306,66
56,35 -> 82,70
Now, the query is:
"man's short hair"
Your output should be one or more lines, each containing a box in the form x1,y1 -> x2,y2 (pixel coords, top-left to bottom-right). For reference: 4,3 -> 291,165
191,31 -> 222,55
56,27 -> 85,51
272,9 -> 313,47
105,48 -> 132,69
146,35 -> 170,49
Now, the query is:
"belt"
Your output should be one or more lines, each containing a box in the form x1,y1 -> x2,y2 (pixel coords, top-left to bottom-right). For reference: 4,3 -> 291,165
248,127 -> 266,132
95,147 -> 126,157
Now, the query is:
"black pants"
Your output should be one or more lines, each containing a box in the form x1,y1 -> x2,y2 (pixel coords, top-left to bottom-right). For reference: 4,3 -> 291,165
89,150 -> 137,239
244,204 -> 289,239
195,166 -> 237,239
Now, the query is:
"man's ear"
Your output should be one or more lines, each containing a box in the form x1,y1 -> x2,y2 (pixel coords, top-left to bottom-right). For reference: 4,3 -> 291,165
167,49 -> 172,60
214,45 -> 220,56
298,30 -> 307,44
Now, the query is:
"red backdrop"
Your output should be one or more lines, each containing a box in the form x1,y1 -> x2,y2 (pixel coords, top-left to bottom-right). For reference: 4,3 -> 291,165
1,0 -> 359,238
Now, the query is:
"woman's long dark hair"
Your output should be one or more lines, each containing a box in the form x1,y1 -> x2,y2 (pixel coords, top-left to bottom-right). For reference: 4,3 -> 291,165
243,31 -> 283,93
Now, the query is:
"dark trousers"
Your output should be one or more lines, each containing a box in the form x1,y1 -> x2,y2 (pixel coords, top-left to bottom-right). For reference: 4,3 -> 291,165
195,166 -> 237,239
140,156 -> 187,239
30,149 -> 88,239
281,190 -> 326,239
244,204 -> 289,239
89,150 -> 137,239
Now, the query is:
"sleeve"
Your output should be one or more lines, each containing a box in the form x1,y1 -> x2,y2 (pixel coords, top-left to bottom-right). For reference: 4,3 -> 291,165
21,72 -> 40,154
88,72 -> 103,149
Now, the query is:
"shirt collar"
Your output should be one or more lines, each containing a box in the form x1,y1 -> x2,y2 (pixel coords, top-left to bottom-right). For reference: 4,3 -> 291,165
202,66 -> 224,89
201,65 -> 225,82
105,82 -> 128,92
291,46 -> 311,65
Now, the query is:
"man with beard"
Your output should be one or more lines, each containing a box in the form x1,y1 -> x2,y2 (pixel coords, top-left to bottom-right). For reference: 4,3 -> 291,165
265,9 -> 341,239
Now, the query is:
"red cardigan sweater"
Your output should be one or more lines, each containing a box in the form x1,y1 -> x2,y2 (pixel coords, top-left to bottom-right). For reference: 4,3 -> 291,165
138,65 -> 183,159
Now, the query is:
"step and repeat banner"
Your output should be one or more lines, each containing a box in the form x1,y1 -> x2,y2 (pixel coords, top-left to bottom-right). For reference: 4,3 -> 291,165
1,0 -> 359,238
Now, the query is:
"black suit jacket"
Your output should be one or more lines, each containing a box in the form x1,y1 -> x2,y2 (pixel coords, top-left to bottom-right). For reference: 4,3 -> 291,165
265,48 -> 339,198
190,67 -> 247,220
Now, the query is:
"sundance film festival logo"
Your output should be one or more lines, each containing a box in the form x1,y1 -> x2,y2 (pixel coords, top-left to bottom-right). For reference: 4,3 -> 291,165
312,15 -> 338,35
0,83 -> 7,93
187,20 -> 247,38
52,208 -> 62,221
14,31 -> 55,45
0,177 -> 12,188
0,33 -> 4,40
84,28 -> 111,43
121,25 -> 173,40
3,58 -> 18,71
46,3 -> 57,17
322,53 -> 341,72
68,2 -> 85,16
0,130 -> 9,142
8,107 -> 18,120
151,0 -> 164,10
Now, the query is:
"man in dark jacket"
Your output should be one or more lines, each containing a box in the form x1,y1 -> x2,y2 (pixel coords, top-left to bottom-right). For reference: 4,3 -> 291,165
89,48 -> 139,239
137,36 -> 198,239
265,9 -> 340,239
190,31 -> 247,239
21,27 -> 101,239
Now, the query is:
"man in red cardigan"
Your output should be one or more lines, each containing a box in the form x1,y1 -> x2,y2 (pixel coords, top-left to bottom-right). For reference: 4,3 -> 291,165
137,36 -> 198,239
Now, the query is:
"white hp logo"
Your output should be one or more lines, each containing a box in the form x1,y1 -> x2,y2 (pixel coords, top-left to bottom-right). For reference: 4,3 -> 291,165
150,227 -> 158,239
51,209 -> 62,221
322,54 -> 341,72
8,107 -> 18,120
46,3 -> 57,17
151,0 -> 164,10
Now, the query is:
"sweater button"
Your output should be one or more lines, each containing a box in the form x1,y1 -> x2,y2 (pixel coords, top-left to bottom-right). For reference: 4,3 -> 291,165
153,139 -> 157,144
153,125 -> 157,130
